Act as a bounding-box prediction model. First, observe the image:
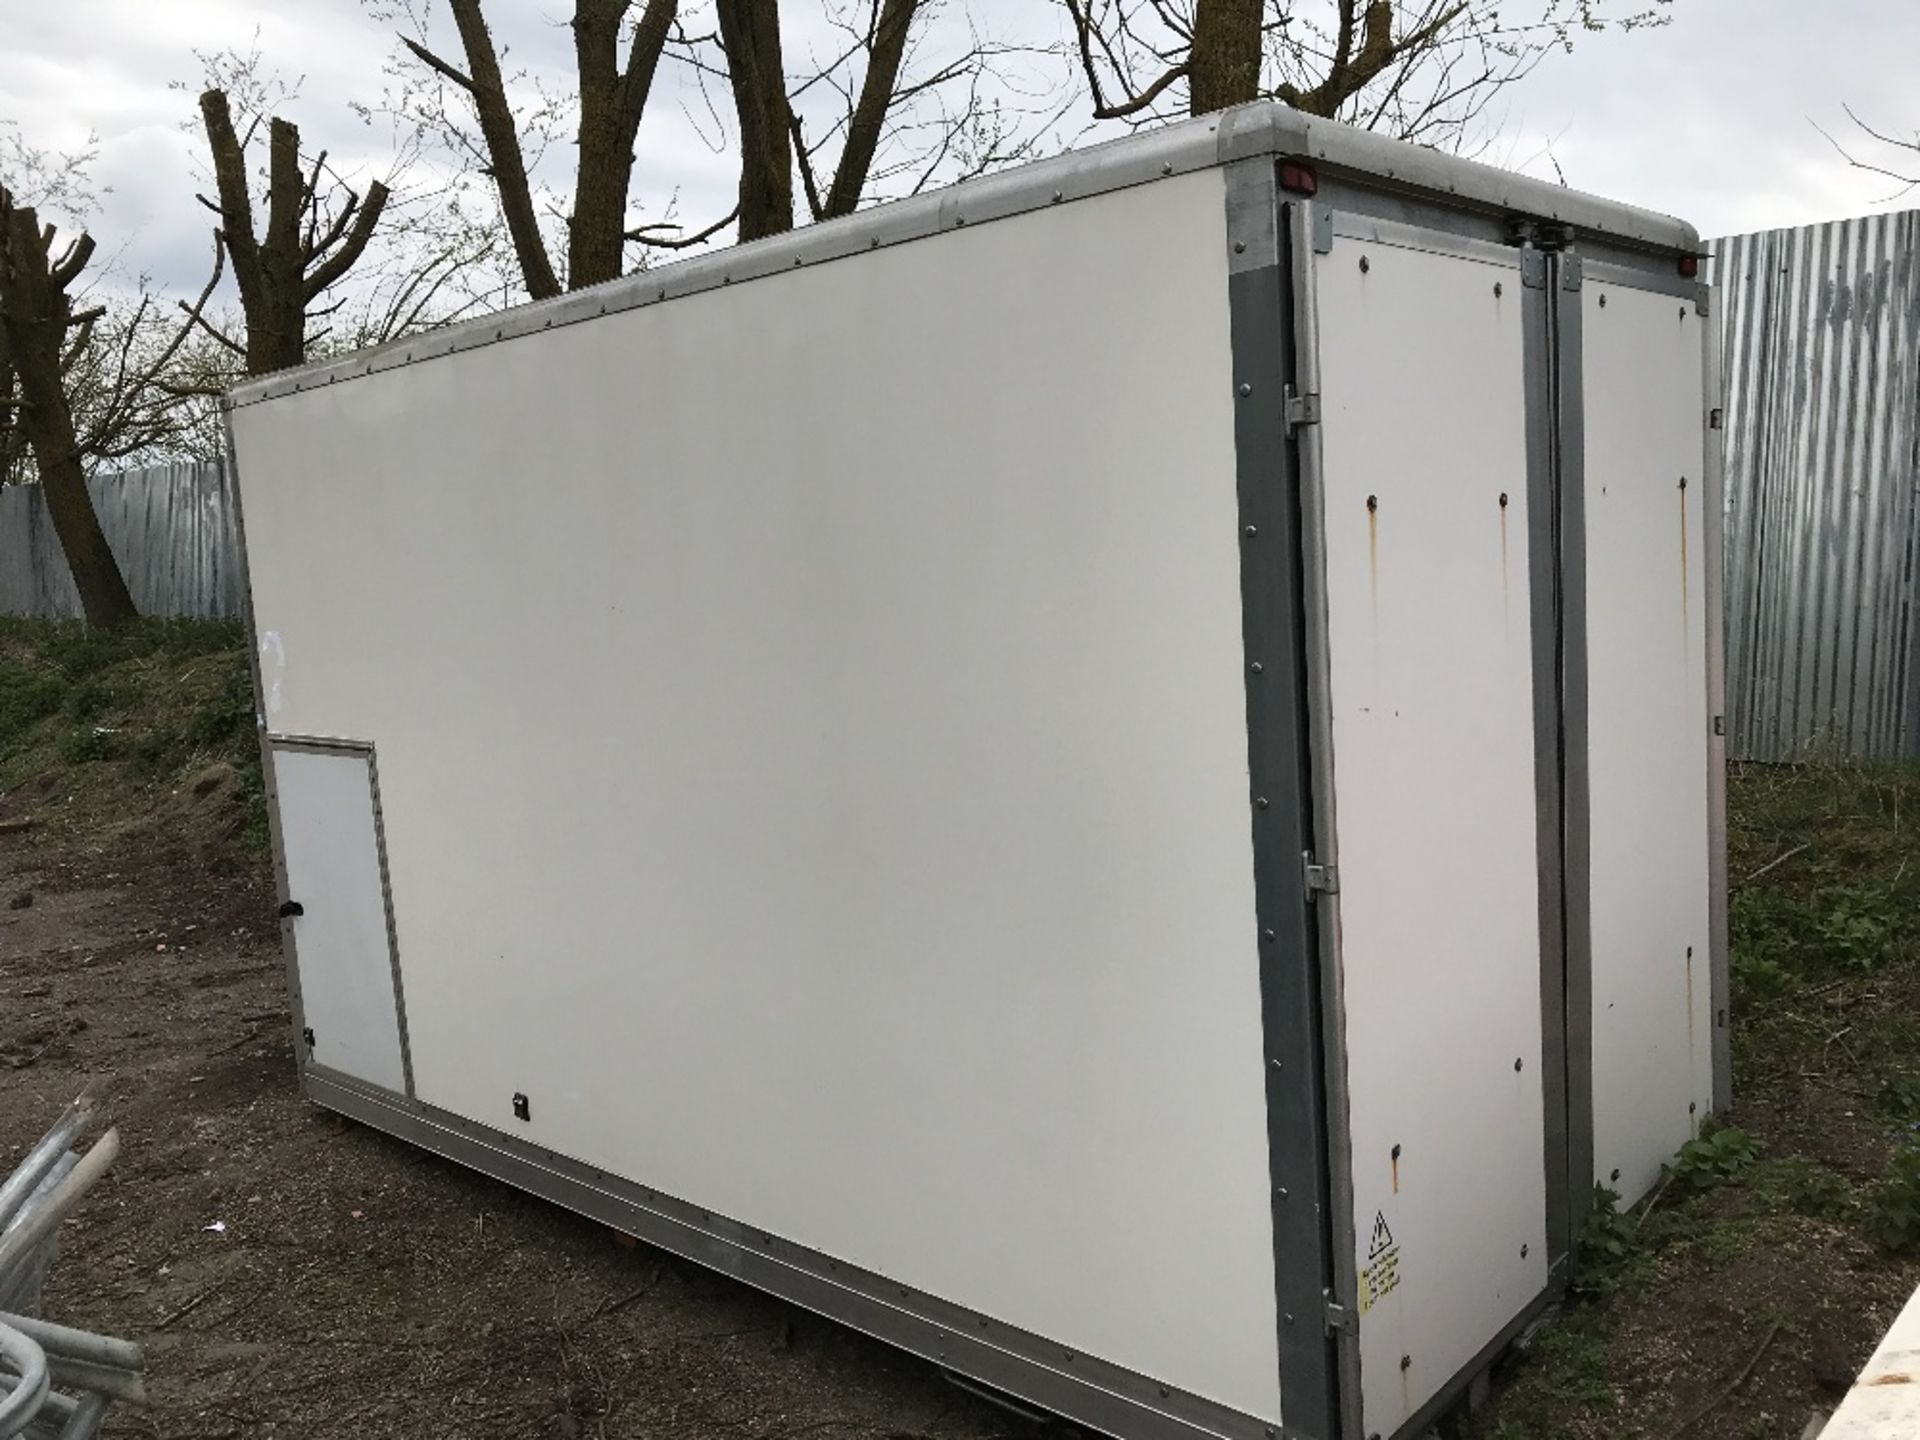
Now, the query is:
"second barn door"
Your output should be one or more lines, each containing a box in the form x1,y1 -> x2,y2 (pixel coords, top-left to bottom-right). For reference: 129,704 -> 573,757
1305,209 -> 1558,1440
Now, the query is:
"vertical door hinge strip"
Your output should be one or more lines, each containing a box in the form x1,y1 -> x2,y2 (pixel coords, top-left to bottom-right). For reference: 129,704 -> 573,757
1304,855 -> 1339,897
1284,387 -> 1321,432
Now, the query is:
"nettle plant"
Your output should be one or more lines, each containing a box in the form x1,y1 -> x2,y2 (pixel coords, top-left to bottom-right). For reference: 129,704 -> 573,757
1868,1147 -> 1920,1254
1669,1123 -> 1761,1193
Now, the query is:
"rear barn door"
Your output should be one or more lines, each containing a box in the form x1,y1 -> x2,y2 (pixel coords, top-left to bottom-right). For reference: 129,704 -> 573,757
1575,273 -> 1714,1205
272,742 -> 410,1095
1311,218 -> 1553,1437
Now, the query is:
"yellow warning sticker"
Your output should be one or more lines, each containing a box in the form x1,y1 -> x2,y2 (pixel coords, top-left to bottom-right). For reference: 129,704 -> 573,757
1359,1210 -> 1401,1313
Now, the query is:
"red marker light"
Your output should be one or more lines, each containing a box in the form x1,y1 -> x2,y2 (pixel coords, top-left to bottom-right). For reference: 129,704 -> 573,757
1279,161 -> 1319,197
1678,255 -> 1700,278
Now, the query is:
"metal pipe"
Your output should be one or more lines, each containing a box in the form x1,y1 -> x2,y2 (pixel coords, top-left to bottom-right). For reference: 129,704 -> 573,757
0,1389 -> 72,1425
0,1134 -> 118,1295
40,1359 -> 140,1408
0,1156 -> 80,1316
0,1321 -> 50,1439
0,1318 -> 138,1376
0,1102 -> 93,1239
54,1394 -> 104,1440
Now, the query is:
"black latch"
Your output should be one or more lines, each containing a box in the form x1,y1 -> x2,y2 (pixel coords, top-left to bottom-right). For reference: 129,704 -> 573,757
279,900 -> 304,919
301,1026 -> 315,1052
1505,217 -> 1574,252
512,1093 -> 531,1122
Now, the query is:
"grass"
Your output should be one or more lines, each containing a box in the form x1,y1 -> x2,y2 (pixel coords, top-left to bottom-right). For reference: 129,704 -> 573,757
0,616 -> 265,857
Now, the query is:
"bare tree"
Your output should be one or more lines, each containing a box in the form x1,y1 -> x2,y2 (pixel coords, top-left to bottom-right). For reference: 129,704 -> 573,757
368,0 -> 1066,297
1063,0 -> 1670,148
390,0 -> 676,296
0,189 -> 223,625
196,88 -> 392,375
781,0 -> 1068,226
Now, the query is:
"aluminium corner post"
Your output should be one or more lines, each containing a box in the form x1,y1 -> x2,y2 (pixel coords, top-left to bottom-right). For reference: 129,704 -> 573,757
1703,284 -> 1732,1113
1261,176 -> 1364,1440
1223,153 -> 1343,1440
217,400 -> 312,1093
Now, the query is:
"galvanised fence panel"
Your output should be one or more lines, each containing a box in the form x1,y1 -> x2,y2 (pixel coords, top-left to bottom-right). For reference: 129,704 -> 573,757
1712,211 -> 1920,762
0,461 -> 240,621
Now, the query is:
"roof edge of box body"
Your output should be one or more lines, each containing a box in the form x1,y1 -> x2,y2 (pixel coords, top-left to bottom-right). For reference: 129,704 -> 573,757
228,100 -> 1699,411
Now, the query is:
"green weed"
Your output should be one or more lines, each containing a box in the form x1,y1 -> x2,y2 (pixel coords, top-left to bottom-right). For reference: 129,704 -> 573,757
1867,1146 -> 1920,1254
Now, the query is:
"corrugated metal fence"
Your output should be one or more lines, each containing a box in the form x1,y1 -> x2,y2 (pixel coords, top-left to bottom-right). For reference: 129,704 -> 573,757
0,461 -> 241,621
1712,212 -> 1920,762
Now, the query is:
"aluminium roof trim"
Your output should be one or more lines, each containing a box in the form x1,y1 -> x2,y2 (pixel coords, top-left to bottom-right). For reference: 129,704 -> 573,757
230,100 -> 1697,410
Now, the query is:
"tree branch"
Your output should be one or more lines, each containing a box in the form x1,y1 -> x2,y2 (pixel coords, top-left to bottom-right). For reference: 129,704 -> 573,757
303,181 -> 390,301
790,113 -> 827,222
199,89 -> 265,313
821,0 -> 921,217
627,206 -> 739,248
304,185 -> 362,266
47,233 -> 96,293
399,35 -> 478,94
179,303 -> 246,358
1065,0 -> 1187,120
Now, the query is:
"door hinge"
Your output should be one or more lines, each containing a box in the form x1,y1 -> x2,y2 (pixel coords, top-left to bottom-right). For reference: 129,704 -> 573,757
1284,387 -> 1321,431
301,1026 -> 315,1053
1323,1297 -> 1358,1337
1519,249 -> 1548,290
1713,714 -> 1726,737
1710,407 -> 1725,430
1312,208 -> 1334,255
1304,855 -> 1339,896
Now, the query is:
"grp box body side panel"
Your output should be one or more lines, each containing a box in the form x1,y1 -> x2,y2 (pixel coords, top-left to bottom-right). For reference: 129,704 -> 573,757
1313,234 -> 1550,1437
1582,281 -> 1715,1205
230,169 -> 1288,1422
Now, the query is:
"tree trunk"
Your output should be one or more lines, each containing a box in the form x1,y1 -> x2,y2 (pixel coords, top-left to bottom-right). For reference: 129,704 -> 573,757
0,204 -> 137,626
200,90 -> 388,374
570,0 -> 676,288
717,0 -> 795,241
1187,0 -> 1264,115
252,117 -> 310,374
446,0 -> 564,299
200,93 -> 306,374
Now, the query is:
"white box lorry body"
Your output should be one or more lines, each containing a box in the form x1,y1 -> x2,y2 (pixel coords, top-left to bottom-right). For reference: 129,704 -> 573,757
226,102 -> 1725,1440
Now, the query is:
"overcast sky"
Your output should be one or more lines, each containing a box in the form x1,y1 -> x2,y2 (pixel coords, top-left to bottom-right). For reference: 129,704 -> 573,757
3,0 -> 1918,302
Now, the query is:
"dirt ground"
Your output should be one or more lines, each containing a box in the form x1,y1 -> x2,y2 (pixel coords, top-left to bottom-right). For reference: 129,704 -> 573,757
0,816 -> 1029,1440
